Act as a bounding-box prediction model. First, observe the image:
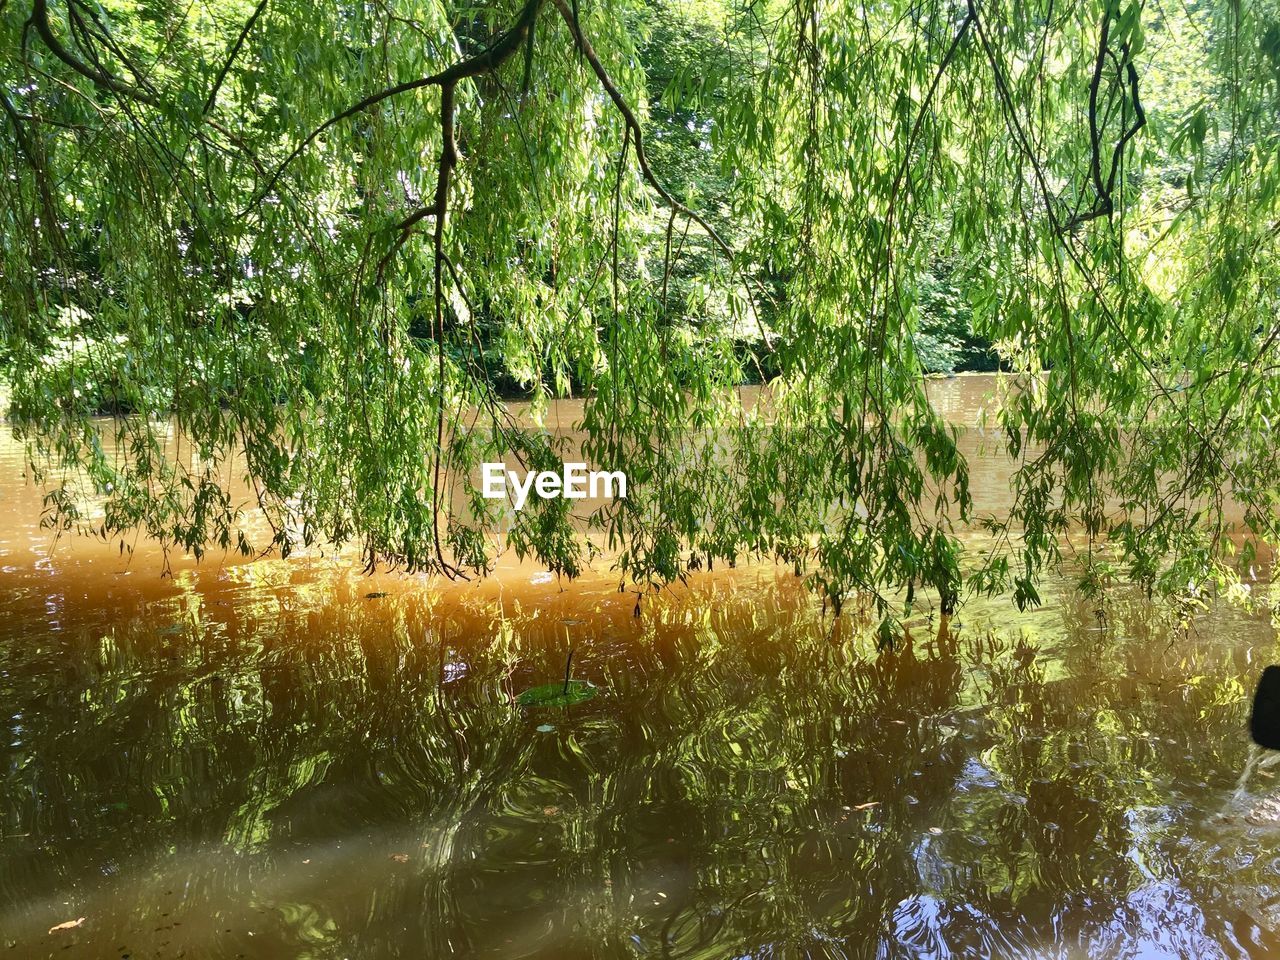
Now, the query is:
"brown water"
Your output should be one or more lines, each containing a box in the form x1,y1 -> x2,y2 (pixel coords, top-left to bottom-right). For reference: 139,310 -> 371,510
2,376 -> 1280,959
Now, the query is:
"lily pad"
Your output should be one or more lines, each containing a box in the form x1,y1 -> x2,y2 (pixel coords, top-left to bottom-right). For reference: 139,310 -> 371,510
517,680 -> 597,708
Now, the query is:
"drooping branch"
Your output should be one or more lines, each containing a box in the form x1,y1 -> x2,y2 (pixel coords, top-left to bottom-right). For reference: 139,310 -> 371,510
428,80 -> 460,577
1064,11 -> 1146,231
251,0 -> 542,206
1105,51 -> 1146,197
547,0 -> 737,266
203,0 -> 271,115
354,3 -> 535,576
30,0 -> 162,107
0,89 -> 63,249
1085,9 -> 1111,216
968,0 -> 1246,523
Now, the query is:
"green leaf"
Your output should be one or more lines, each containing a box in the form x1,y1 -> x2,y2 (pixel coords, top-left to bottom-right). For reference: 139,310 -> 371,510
517,680 -> 597,708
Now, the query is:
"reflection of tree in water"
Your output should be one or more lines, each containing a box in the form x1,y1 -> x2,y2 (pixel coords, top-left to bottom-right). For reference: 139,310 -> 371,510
1,571 -> 1279,956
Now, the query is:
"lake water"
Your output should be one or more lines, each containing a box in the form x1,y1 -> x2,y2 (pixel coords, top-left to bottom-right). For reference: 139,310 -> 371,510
2,375 -> 1279,958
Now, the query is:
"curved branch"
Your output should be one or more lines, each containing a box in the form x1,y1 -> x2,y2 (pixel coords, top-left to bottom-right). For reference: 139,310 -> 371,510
1104,53 -> 1145,197
547,0 -> 736,266
251,0 -> 542,205
1064,19 -> 1145,231
1086,9 -> 1111,213
203,0 -> 270,115
31,0 -> 161,107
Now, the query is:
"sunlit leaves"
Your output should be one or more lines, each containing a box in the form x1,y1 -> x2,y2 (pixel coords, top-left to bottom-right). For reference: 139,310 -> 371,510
1,0 -> 1278,613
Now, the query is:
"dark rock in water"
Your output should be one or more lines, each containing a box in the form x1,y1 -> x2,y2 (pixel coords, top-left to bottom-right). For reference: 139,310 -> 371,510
1250,665 -> 1280,749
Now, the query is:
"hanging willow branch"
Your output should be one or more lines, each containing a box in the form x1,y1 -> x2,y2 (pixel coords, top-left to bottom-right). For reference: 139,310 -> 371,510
203,0 -> 271,115
30,0 -> 161,107
4,0 -> 1278,612
548,0 -> 734,262
250,0 -> 543,207
1064,7 -> 1147,230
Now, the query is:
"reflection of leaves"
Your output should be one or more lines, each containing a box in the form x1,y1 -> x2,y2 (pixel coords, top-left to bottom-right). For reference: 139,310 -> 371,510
7,562 -> 1266,955
516,680 -> 596,707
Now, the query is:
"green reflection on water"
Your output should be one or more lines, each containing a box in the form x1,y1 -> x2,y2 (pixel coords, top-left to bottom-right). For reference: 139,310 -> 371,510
1,562 -> 1279,959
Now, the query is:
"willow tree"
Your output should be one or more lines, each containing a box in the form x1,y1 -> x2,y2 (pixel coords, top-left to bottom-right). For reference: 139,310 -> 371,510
1,0 -> 1278,620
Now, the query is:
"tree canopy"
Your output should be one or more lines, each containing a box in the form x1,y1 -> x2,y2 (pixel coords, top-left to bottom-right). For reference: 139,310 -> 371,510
2,0 -> 1279,622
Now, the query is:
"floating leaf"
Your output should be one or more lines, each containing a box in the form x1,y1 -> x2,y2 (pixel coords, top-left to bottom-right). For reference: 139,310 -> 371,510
517,680 -> 597,707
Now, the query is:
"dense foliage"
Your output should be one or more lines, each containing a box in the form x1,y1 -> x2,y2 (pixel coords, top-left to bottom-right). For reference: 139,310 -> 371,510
2,0 -> 1279,624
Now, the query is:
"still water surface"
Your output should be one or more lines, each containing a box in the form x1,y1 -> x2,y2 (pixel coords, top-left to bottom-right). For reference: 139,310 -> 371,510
2,376 -> 1279,958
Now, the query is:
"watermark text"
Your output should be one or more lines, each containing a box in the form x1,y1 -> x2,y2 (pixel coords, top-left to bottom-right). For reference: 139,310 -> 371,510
481,463 -> 627,511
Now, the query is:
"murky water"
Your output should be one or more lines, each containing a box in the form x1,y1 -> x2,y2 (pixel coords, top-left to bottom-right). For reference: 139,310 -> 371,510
2,376 -> 1280,958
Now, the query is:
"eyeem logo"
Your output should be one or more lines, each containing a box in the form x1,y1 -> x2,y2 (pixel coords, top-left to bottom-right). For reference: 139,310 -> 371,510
481,463 -> 627,511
